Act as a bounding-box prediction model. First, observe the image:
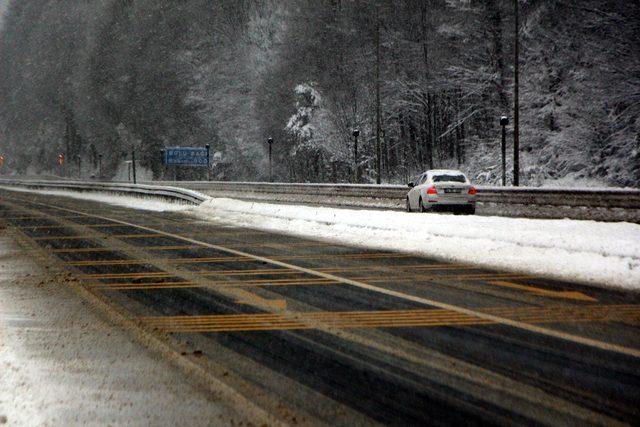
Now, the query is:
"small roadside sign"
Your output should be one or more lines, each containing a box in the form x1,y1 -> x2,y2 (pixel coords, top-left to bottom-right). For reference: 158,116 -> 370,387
164,147 -> 209,167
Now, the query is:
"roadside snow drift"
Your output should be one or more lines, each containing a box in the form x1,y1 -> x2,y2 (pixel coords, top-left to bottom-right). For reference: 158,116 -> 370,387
193,198 -> 640,290
0,186 -> 192,212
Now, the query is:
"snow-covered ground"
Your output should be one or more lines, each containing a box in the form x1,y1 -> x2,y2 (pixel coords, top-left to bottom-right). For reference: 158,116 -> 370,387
193,198 -> 640,290
0,234 -> 246,426
0,186 -> 192,212
3,187 -> 639,290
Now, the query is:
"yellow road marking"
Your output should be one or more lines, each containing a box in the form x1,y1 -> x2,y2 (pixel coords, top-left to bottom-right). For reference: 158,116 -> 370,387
20,199 -> 640,359
488,280 -> 597,302
0,215 -> 87,220
49,242 -> 410,255
79,270 -> 529,282
16,223 -> 130,230
32,233 -> 163,240
140,305 -> 640,333
79,268 -> 296,279
63,252 -> 424,266
90,278 -> 338,290
51,245 -> 203,253
232,288 -> 287,310
32,231 -> 277,241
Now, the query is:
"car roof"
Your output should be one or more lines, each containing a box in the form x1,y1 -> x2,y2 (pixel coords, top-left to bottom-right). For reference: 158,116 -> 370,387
424,169 -> 466,175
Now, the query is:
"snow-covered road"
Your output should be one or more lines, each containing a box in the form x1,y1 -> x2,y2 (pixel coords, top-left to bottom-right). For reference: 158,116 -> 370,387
4,186 -> 639,290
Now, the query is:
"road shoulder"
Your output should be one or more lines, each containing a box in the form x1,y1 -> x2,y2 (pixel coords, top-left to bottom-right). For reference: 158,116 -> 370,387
0,230 -> 249,426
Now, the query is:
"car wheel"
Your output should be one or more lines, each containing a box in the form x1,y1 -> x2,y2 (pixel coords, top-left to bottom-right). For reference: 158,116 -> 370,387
419,197 -> 428,213
406,197 -> 412,212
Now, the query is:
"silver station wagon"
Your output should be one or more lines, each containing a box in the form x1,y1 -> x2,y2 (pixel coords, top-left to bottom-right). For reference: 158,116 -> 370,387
406,169 -> 477,214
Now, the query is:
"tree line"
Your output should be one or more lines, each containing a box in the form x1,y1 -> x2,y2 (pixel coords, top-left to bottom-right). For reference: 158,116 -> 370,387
0,0 -> 638,186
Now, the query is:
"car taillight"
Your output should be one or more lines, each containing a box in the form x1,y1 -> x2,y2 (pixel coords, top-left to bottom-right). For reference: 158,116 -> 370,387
426,186 -> 438,195
468,186 -> 477,195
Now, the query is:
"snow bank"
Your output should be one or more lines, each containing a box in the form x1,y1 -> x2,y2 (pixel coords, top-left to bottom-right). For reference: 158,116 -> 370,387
193,198 -> 640,290
0,186 -> 192,212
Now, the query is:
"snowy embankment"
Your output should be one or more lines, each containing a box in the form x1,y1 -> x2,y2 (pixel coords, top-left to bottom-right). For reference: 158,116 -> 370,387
192,198 -> 640,290
3,187 -> 639,290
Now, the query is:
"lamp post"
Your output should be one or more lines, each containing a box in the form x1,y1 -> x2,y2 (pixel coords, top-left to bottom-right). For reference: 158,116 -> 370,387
131,148 -> 137,184
76,155 -> 81,179
205,144 -> 211,181
98,154 -> 102,179
352,129 -> 360,183
513,0 -> 520,186
267,137 -> 273,182
500,116 -> 508,186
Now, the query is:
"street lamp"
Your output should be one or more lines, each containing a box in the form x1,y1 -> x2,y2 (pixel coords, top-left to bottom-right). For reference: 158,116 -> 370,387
513,0 -> 520,186
131,146 -> 137,184
352,129 -> 360,182
205,144 -> 211,181
267,137 -> 274,182
500,116 -> 508,186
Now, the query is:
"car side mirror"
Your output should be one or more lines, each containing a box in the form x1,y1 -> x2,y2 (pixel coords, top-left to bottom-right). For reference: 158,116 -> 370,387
407,182 -> 414,188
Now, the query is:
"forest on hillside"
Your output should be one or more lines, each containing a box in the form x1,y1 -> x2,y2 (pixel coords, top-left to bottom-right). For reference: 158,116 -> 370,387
0,0 -> 638,186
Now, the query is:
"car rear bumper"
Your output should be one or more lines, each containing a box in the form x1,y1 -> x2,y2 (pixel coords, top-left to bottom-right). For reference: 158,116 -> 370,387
426,196 -> 475,206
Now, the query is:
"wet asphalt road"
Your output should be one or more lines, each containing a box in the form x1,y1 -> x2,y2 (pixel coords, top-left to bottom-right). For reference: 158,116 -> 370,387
1,188 -> 639,426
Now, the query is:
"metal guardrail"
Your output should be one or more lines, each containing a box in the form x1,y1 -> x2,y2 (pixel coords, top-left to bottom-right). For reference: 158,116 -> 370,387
1,178 -> 638,222
144,180 -> 640,222
146,180 -> 640,209
0,179 -> 208,205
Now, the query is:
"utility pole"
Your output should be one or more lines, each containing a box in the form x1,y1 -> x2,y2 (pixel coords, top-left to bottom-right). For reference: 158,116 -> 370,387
500,116 -> 508,186
375,2 -> 382,184
267,137 -> 273,182
513,0 -> 520,186
352,129 -> 360,183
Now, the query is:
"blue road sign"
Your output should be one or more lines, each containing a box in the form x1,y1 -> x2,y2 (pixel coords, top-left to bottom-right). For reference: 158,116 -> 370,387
164,147 -> 209,167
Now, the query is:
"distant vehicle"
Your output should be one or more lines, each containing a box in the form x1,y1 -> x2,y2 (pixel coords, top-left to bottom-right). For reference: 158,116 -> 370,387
406,169 -> 476,214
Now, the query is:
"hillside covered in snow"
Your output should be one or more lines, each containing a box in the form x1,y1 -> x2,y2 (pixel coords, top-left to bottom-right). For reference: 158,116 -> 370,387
0,0 -> 637,186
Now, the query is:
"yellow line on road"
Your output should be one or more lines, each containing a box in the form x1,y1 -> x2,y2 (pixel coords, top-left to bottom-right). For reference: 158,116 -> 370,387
80,268 -> 297,279
140,305 -> 640,333
26,200 -> 640,359
488,280 -> 597,302
140,305 -> 640,332
63,252 -> 427,267
90,277 -> 339,290
32,233 -> 162,241
16,223 -> 130,230
51,245 -> 203,253
232,288 -> 287,310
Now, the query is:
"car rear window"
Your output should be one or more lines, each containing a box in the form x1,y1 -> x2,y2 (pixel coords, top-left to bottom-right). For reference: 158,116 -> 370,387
432,174 -> 466,183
